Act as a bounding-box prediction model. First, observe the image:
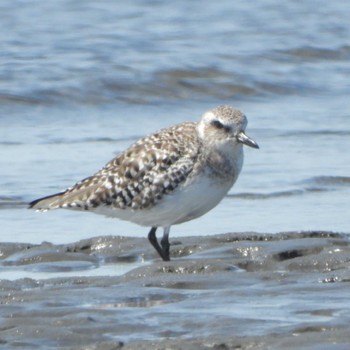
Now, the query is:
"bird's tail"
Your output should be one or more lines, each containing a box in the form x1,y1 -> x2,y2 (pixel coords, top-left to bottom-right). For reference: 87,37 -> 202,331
28,191 -> 66,211
29,182 -> 100,211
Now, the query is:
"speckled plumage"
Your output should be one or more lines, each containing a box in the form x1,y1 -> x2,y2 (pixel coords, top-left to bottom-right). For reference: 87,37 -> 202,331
30,122 -> 199,211
29,105 -> 259,261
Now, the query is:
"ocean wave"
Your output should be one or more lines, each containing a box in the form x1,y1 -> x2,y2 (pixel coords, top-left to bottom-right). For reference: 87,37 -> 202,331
42,136 -> 139,145
227,190 -> 307,200
279,45 -> 350,62
229,176 -> 350,200
0,64 -> 321,107
303,176 -> 350,187
0,196 -> 27,209
281,130 -> 350,137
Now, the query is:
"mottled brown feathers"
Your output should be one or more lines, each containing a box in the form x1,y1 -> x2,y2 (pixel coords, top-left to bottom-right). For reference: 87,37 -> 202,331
30,122 -> 200,211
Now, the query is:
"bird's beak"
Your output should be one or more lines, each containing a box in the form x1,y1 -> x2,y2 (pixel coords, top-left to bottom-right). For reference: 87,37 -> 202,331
237,131 -> 259,149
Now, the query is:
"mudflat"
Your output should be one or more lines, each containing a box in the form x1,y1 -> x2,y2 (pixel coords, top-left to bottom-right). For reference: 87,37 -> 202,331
0,231 -> 349,349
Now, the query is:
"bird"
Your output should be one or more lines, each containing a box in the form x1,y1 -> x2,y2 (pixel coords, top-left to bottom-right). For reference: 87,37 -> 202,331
29,105 -> 259,261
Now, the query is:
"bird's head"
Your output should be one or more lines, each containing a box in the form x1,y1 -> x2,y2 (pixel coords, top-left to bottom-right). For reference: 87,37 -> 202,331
197,105 -> 259,150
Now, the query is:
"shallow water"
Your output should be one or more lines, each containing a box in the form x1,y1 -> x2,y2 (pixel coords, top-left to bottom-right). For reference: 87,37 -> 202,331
1,0 -> 350,348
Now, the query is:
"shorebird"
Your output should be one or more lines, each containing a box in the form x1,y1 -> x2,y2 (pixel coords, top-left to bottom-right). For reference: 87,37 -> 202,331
29,105 -> 259,261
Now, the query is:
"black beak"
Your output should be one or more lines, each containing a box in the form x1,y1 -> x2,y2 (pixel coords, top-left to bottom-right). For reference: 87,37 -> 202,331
237,131 -> 259,149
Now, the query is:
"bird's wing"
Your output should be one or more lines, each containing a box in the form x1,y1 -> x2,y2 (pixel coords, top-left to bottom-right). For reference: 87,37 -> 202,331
29,122 -> 199,211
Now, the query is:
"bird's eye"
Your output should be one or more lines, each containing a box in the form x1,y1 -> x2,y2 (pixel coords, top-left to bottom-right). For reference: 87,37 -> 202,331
211,119 -> 224,129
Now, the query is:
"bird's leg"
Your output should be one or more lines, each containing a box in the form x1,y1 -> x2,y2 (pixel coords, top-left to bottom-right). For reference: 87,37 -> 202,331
148,227 -> 166,261
160,226 -> 171,261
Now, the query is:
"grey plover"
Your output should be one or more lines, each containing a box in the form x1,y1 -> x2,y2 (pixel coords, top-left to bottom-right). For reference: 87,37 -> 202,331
29,105 -> 259,261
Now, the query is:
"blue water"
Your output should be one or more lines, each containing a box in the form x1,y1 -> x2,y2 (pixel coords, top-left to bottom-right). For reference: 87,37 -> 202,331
1,0 -> 349,247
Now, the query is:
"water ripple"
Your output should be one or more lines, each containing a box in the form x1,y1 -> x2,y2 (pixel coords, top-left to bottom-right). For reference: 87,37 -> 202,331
304,176 -> 350,187
43,136 -> 139,145
229,176 -> 350,200
0,196 -> 27,209
281,130 -> 350,137
279,45 -> 350,62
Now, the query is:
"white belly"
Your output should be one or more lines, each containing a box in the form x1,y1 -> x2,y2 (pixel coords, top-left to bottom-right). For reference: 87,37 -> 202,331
91,173 -> 235,227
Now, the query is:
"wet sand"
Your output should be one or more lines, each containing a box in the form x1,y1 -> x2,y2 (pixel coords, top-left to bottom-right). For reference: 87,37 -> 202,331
1,231 -> 350,349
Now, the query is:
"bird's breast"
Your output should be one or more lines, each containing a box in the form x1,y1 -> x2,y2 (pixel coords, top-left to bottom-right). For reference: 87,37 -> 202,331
203,144 -> 243,184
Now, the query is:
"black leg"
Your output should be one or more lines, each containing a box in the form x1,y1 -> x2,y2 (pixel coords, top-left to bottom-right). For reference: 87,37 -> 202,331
148,227 -> 166,261
160,226 -> 170,261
